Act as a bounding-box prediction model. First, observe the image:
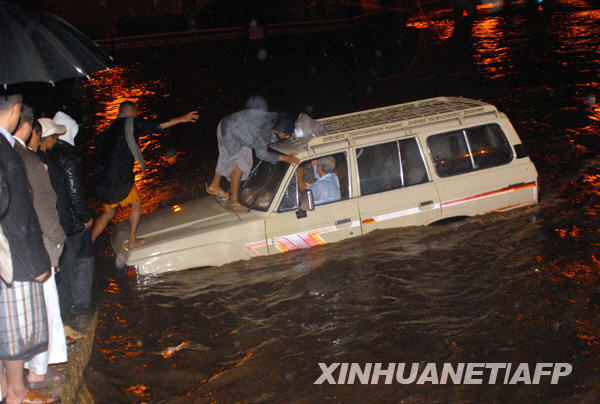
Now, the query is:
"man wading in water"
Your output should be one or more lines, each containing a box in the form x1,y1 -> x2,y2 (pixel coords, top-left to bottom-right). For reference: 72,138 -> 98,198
92,101 -> 198,247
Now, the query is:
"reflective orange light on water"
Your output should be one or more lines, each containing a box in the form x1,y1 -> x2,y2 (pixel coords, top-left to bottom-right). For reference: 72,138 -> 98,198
105,280 -> 120,294
554,226 -> 581,240
124,384 -> 150,399
588,102 -> 599,121
575,320 -> 599,349
84,66 -> 156,134
406,21 -> 430,29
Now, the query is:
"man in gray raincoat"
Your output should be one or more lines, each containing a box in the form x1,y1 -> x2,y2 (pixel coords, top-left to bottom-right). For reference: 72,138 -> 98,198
206,109 -> 300,210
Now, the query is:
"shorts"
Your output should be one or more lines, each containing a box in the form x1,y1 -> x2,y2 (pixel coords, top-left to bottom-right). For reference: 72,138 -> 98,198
102,185 -> 140,211
214,121 -> 253,181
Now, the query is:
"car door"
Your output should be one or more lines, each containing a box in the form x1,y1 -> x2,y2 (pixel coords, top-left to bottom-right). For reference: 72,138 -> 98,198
355,137 -> 442,233
265,151 -> 362,254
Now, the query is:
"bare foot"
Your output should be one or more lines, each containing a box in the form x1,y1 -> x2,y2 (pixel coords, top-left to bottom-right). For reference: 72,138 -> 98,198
129,238 -> 145,248
27,367 -> 67,386
27,371 -> 45,384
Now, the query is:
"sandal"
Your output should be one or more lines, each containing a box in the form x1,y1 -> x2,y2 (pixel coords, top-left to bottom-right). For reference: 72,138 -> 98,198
19,389 -> 60,403
205,183 -> 229,200
26,368 -> 68,389
66,335 -> 77,346
226,200 -> 246,212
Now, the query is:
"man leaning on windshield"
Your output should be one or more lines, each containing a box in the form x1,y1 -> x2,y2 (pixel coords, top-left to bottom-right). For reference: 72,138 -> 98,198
206,110 -> 300,211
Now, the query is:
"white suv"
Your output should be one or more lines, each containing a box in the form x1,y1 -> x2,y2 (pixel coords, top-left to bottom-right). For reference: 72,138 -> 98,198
112,97 -> 539,275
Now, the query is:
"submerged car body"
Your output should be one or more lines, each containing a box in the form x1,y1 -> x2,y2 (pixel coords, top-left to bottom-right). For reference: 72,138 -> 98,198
112,97 -> 539,275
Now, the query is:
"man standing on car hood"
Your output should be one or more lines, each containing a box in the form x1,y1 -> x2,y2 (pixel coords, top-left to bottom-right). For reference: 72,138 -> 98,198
206,109 -> 300,211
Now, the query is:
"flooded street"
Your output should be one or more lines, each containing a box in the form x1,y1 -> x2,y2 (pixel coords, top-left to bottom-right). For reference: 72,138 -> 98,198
79,1 -> 599,402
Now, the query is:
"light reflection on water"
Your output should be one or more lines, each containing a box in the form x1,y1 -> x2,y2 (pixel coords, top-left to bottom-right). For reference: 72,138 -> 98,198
83,65 -> 156,134
472,16 -> 512,79
589,102 -> 600,122
84,3 -> 600,402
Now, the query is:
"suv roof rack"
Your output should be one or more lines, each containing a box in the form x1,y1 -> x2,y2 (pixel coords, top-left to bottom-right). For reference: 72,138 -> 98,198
271,97 -> 499,156
322,96 -> 495,134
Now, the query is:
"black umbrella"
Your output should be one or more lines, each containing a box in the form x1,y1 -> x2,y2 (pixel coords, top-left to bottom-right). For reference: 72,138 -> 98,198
0,2 -> 113,88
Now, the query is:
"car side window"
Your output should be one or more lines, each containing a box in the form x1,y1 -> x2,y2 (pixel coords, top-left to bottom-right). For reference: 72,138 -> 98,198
278,152 -> 348,212
427,131 -> 472,177
467,124 -> 513,169
427,124 -> 513,177
399,138 -> 429,186
357,137 -> 429,196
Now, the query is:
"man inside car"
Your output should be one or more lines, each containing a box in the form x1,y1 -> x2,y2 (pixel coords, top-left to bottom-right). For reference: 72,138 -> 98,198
298,156 -> 341,205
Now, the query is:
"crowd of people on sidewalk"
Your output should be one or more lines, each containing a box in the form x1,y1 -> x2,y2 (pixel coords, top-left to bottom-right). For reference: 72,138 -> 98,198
0,93 -> 199,404
0,94 -> 95,404
0,89 -> 303,403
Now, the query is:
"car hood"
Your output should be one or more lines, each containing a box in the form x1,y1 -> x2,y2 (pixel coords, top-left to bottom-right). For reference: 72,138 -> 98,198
112,197 -> 242,249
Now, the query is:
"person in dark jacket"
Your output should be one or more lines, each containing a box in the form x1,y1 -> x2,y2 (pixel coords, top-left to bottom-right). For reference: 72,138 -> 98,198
0,94 -> 59,404
38,115 -> 94,324
91,101 -> 198,247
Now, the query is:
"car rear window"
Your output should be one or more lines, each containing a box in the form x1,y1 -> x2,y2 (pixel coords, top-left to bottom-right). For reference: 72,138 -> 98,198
427,123 -> 513,178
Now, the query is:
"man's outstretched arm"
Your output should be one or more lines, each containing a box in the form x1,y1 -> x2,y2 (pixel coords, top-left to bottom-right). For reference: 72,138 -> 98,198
159,110 -> 199,130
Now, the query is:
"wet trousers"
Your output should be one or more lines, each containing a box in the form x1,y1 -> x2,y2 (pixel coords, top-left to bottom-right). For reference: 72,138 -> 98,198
57,228 -> 94,323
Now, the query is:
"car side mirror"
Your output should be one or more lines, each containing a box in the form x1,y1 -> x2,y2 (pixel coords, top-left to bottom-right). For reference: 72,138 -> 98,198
296,190 -> 315,219
304,189 -> 315,211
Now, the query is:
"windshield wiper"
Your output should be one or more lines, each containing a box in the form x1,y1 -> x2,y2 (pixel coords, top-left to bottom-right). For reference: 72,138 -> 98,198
241,161 -> 264,210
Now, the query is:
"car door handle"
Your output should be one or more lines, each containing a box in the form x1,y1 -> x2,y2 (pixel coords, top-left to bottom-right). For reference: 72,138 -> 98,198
419,200 -> 434,210
335,218 -> 352,228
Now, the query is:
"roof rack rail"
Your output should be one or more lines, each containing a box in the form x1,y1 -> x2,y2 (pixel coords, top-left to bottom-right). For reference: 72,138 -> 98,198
307,97 -> 497,150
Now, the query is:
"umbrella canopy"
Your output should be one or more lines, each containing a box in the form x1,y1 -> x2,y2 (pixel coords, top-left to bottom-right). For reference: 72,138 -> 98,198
0,2 -> 113,88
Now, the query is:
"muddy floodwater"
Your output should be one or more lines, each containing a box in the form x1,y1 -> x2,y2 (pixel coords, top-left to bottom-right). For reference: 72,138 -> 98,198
78,1 -> 599,402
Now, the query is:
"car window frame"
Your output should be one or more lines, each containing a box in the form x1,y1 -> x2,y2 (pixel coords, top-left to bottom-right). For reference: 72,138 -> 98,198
355,136 -> 431,197
426,123 -> 514,178
276,151 -> 350,212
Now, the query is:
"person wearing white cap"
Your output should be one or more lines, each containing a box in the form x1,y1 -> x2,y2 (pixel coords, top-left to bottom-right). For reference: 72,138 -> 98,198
38,117 -> 65,150
39,113 -> 95,326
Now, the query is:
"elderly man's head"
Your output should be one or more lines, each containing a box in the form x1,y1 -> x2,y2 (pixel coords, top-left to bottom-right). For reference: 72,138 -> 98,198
118,101 -> 137,117
317,156 -> 336,175
13,104 -> 34,142
28,120 -> 43,152
0,94 -> 23,133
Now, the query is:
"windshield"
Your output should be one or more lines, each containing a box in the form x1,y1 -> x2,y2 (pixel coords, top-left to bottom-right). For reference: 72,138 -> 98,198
239,161 -> 290,211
